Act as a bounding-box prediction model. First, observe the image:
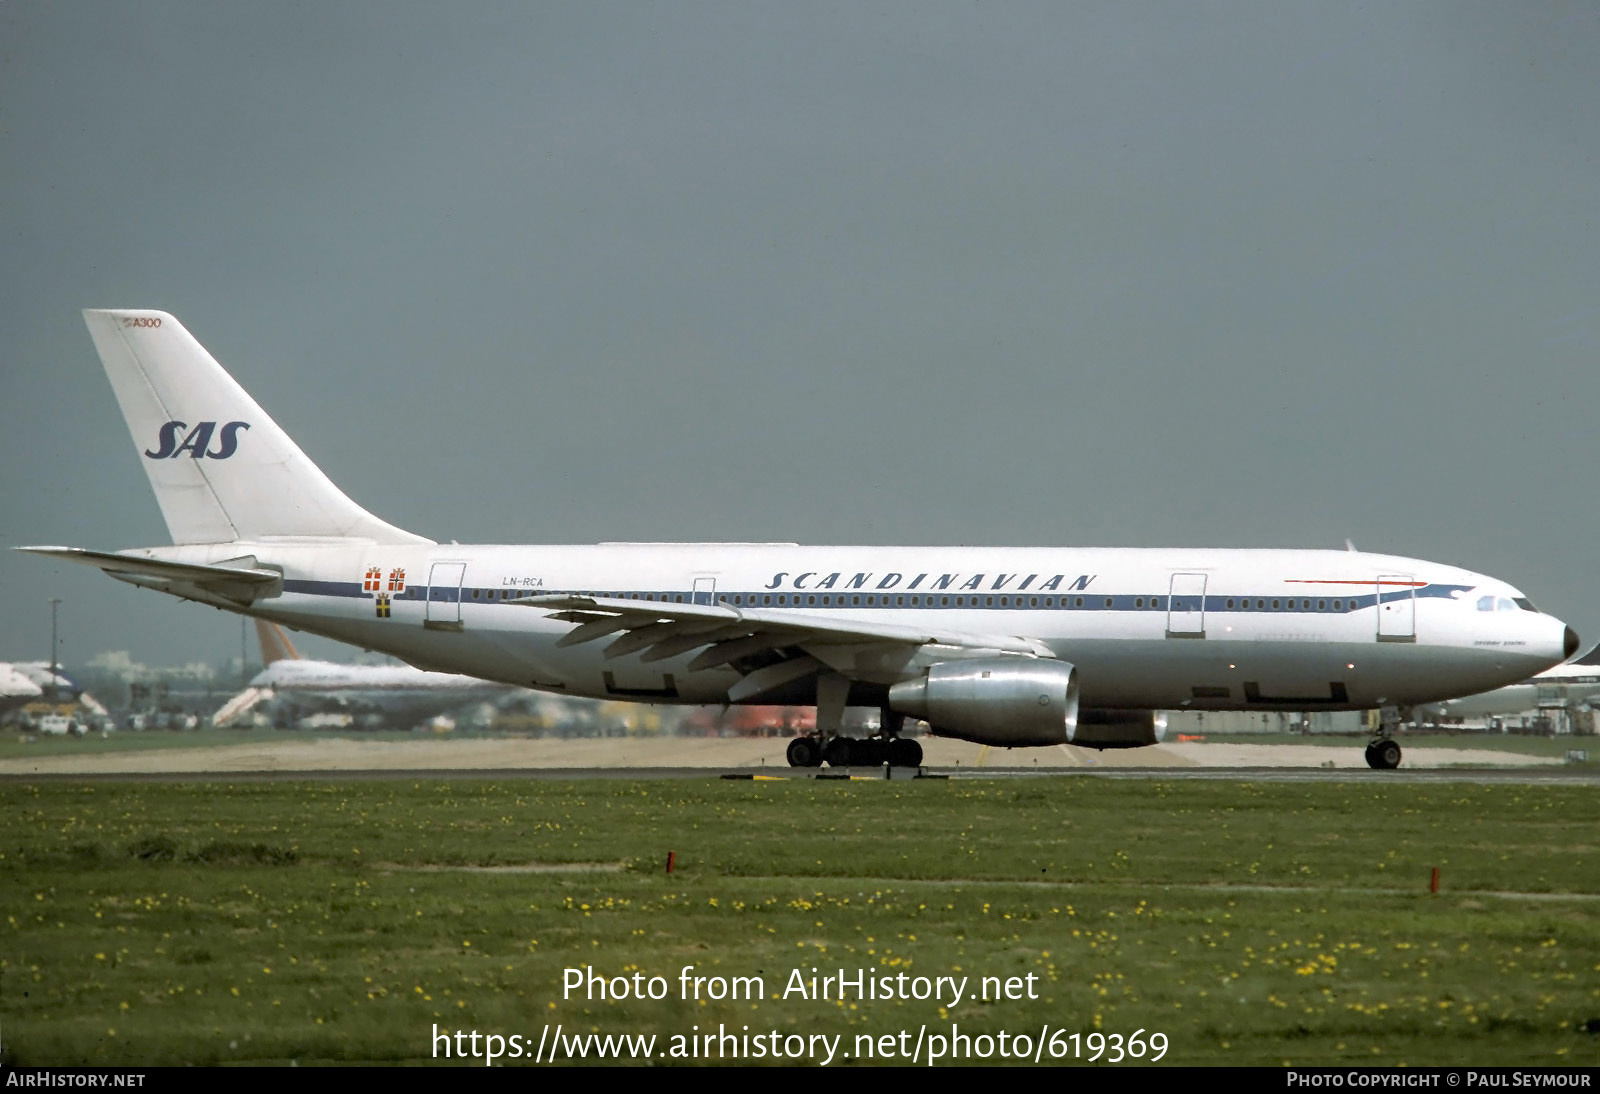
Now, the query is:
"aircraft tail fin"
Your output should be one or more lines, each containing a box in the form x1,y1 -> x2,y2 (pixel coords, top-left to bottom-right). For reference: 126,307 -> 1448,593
256,620 -> 302,666
81,309 -> 430,546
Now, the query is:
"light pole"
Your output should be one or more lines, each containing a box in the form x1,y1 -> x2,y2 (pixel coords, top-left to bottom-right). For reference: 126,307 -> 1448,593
48,597 -> 61,704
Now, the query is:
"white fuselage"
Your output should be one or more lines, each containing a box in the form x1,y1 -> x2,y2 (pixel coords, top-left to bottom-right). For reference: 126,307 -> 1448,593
122,541 -> 1572,714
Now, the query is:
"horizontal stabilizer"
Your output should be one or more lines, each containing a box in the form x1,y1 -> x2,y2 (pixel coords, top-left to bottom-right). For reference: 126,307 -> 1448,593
17,546 -> 282,606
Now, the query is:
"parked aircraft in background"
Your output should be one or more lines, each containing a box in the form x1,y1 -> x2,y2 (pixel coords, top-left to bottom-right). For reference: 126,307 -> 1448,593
0,662 -> 105,729
1,661 -> 82,711
0,664 -> 44,717
214,620 -> 518,728
1417,640 -> 1600,727
11,662 -> 80,699
21,310 -> 1579,769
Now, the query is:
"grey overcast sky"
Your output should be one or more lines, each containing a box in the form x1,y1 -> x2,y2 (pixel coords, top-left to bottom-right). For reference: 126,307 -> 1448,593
3,2 -> 1599,668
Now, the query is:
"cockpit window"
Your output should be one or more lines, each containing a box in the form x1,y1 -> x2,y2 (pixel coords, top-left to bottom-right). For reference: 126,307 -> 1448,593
1480,594 -> 1538,612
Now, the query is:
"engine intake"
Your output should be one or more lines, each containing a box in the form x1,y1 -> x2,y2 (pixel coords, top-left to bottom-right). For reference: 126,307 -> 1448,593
888,658 -> 1078,747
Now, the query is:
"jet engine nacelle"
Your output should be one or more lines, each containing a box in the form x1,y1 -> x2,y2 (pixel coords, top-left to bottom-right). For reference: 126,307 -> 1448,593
888,658 -> 1078,746
1069,709 -> 1166,749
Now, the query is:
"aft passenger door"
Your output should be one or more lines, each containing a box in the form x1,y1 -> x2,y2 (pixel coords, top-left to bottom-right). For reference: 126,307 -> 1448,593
1166,573 -> 1207,638
1376,574 -> 1416,643
425,561 -> 467,631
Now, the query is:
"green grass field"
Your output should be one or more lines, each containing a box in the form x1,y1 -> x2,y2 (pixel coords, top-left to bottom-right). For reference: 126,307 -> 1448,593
3,777 -> 1597,1066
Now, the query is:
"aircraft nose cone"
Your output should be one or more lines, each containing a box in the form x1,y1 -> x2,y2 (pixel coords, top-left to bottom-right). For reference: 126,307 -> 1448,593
1566,626 -> 1580,660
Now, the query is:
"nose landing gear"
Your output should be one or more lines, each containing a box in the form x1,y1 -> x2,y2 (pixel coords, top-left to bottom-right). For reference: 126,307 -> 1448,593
1364,738 -> 1402,769
1364,705 -> 1407,769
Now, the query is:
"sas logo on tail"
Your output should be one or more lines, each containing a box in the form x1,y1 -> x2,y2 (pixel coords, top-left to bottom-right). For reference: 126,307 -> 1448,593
144,421 -> 250,460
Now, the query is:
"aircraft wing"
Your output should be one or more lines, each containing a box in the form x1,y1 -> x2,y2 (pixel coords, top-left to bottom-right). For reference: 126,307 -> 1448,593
522,593 -> 1050,699
16,546 -> 283,606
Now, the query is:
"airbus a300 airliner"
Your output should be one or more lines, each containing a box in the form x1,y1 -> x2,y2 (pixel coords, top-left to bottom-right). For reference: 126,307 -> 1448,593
22,311 -> 1579,769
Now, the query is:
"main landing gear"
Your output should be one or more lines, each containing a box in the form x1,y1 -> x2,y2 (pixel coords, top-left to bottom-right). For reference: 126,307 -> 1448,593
786,734 -> 923,768
786,705 -> 924,768
1364,705 -> 1406,770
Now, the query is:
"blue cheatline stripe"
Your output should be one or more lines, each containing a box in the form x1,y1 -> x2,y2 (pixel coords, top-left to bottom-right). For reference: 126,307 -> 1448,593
279,579 -> 1473,614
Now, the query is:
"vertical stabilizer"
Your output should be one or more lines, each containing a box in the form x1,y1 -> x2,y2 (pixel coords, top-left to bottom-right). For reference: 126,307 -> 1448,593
255,620 -> 302,666
82,309 -> 430,546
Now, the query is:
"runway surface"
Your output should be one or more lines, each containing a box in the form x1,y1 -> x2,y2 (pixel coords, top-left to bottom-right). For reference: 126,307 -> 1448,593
0,734 -> 1591,783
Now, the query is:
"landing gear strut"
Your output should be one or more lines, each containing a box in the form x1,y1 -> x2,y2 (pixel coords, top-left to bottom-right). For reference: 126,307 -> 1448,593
1364,705 -> 1406,770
